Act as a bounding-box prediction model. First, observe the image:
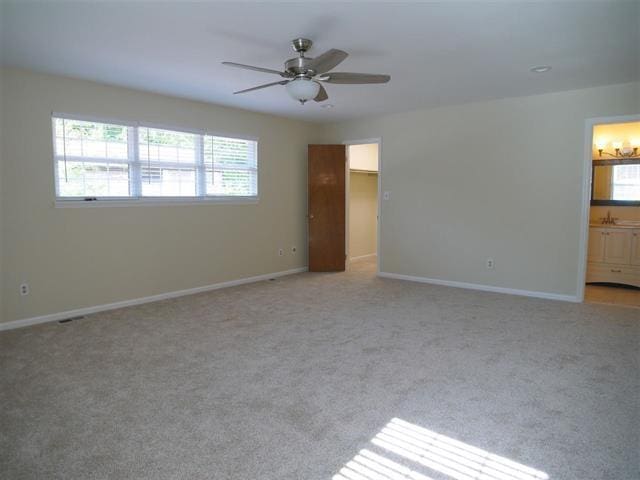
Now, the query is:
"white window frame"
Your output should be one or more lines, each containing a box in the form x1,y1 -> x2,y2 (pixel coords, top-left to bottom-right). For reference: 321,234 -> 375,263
52,113 -> 259,207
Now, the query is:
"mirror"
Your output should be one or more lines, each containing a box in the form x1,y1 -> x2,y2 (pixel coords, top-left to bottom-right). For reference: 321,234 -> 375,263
591,160 -> 640,205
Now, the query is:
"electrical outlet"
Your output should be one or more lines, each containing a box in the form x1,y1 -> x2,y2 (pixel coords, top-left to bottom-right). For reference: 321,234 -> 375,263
20,283 -> 29,296
291,246 -> 297,255
486,258 -> 495,269
278,248 -> 284,257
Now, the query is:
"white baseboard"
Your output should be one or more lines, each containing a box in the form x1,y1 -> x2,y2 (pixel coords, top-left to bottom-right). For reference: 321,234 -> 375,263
378,271 -> 578,302
0,267 -> 308,332
349,253 -> 377,261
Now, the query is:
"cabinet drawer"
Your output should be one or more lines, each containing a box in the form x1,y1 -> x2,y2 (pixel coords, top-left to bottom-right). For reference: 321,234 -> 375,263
587,262 -> 640,287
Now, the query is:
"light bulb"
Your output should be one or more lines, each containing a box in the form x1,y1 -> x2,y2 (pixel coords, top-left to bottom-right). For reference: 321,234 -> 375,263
594,138 -> 608,150
630,138 -> 640,148
612,140 -> 623,150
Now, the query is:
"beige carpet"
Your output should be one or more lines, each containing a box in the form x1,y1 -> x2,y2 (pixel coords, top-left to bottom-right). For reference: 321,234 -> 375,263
1,257 -> 638,480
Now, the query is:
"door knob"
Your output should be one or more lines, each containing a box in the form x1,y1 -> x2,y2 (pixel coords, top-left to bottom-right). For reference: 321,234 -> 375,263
309,214 -> 315,219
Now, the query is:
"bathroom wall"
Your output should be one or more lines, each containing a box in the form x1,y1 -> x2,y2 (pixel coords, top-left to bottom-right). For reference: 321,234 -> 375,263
592,121 -> 640,157
590,206 -> 640,223
349,143 -> 379,172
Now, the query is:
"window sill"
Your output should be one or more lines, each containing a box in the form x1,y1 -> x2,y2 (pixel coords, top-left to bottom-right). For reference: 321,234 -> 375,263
54,197 -> 259,208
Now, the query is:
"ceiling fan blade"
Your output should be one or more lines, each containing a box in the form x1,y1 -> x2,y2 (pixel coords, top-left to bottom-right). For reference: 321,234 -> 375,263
222,61 -> 288,77
314,83 -> 329,102
320,73 -> 391,84
306,49 -> 348,74
233,80 -> 289,95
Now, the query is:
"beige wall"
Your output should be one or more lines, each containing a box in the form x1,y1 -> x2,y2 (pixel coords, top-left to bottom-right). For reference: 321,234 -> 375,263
0,68 -> 319,324
321,82 -> 640,297
0,70 -> 4,320
349,171 -> 378,259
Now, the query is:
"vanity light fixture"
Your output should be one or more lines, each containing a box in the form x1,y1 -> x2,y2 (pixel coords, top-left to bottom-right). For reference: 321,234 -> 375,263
595,138 -> 639,158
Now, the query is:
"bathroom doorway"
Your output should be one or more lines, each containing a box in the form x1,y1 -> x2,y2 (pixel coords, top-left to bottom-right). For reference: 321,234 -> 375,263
582,118 -> 640,308
345,140 -> 380,273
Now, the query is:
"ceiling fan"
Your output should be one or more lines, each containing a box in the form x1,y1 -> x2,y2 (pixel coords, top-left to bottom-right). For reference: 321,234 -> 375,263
222,38 -> 390,104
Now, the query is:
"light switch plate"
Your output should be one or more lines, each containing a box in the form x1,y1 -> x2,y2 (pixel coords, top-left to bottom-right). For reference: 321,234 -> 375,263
383,191 -> 391,200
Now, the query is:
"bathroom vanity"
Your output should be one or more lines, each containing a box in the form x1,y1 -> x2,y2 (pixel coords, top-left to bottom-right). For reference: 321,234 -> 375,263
587,224 -> 640,287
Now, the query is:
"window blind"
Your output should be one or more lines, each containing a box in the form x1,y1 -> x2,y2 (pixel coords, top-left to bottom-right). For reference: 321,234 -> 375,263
203,134 -> 258,197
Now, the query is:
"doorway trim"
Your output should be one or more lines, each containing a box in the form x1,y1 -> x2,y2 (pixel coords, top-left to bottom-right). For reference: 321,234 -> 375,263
577,113 -> 640,302
343,137 -> 382,274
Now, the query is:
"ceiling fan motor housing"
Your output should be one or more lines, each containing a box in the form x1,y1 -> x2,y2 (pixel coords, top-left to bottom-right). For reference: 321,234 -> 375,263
286,38 -> 317,77
284,57 -> 316,77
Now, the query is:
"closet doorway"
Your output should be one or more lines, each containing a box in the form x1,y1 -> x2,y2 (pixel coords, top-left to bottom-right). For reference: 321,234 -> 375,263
345,140 -> 381,273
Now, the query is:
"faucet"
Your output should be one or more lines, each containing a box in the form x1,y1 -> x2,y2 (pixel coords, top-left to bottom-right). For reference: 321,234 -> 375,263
600,210 -> 618,225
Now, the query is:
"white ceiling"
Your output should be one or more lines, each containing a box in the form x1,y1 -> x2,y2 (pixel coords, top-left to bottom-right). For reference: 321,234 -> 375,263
1,1 -> 638,123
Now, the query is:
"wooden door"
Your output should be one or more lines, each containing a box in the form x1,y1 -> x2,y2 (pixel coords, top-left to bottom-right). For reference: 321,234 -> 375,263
603,229 -> 632,264
308,145 -> 346,272
587,228 -> 606,263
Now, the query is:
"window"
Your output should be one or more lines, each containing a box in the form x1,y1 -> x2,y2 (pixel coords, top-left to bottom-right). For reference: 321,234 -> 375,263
612,164 -> 640,201
138,127 -> 199,197
53,115 -> 258,203
203,135 -> 258,197
54,117 -> 134,198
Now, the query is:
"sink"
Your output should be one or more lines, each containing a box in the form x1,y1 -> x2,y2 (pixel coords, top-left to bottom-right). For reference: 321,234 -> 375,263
615,220 -> 640,227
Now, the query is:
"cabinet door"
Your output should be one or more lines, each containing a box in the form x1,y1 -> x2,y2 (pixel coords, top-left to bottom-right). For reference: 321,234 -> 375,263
588,228 -> 606,263
632,230 -> 640,266
603,229 -> 632,265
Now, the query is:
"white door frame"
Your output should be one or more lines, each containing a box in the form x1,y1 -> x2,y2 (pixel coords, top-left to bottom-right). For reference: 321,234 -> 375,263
343,138 -> 382,274
577,113 -> 640,302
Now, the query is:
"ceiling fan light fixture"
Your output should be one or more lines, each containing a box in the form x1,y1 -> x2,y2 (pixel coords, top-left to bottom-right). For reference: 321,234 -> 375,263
286,78 -> 320,103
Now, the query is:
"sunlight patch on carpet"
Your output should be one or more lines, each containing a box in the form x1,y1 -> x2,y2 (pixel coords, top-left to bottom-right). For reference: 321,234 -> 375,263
334,418 -> 549,480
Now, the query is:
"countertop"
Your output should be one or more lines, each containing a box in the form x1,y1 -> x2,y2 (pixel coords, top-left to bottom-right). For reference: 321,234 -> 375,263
589,223 -> 640,229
